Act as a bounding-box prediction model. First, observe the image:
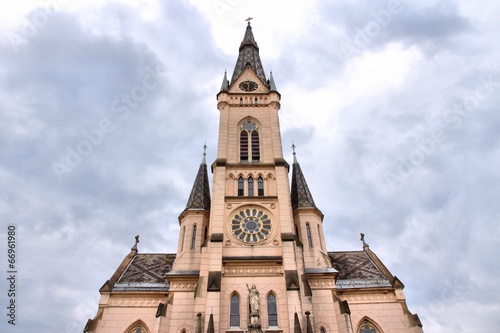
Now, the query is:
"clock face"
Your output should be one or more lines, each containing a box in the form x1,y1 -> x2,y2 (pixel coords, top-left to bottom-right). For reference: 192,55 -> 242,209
238,80 -> 258,92
231,208 -> 272,243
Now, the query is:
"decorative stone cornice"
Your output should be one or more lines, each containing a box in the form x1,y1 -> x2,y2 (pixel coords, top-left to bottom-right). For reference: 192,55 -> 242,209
108,297 -> 168,307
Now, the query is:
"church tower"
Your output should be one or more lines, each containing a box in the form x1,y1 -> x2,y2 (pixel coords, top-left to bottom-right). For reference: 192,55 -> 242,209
84,23 -> 423,333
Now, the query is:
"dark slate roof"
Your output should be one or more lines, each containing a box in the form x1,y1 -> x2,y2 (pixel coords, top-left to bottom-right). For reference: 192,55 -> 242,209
111,252 -> 391,291
113,253 -> 175,292
183,160 -> 211,212
291,158 -> 317,210
328,251 -> 391,289
230,22 -> 267,86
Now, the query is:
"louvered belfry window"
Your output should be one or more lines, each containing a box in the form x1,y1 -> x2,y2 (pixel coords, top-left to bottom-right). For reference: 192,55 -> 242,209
251,130 -> 260,161
240,120 -> 259,162
240,131 -> 248,161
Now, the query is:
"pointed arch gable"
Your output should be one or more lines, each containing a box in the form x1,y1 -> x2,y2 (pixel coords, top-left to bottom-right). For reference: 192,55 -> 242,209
124,319 -> 150,333
356,317 -> 384,333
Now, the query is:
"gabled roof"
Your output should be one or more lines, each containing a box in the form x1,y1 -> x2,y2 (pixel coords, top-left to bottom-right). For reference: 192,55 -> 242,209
328,251 -> 392,289
230,22 -> 267,86
108,251 -> 393,292
113,253 -> 175,292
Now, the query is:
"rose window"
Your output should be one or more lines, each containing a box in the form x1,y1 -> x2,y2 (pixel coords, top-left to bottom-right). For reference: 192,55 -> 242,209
231,208 -> 272,243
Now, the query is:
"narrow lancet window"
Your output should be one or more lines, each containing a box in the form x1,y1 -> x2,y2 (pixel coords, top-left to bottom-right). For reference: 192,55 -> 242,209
238,177 -> 244,196
248,177 -> 254,196
267,294 -> 278,326
191,225 -> 197,249
230,294 -> 240,327
306,223 -> 313,248
258,177 -> 264,196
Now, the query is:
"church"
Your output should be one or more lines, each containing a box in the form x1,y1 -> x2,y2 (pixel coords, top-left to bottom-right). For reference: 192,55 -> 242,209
84,22 -> 423,333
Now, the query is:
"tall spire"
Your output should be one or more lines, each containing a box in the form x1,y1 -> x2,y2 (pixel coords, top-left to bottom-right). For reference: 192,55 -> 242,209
291,144 -> 317,210
183,145 -> 211,212
220,70 -> 229,92
230,22 -> 267,86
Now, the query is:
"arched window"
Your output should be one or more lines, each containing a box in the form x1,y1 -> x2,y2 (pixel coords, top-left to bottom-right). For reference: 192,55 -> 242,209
127,322 -> 148,333
317,224 -> 323,250
254,97 -> 258,105
267,294 -> 278,327
240,120 -> 259,162
251,131 -> 260,161
230,294 -> 240,327
248,177 -> 254,196
359,320 -> 379,333
320,328 -> 326,333
240,131 -> 249,161
191,225 -> 197,249
238,177 -> 244,196
240,97 -> 243,105
306,224 -> 313,248
180,226 -> 185,252
257,177 -> 264,196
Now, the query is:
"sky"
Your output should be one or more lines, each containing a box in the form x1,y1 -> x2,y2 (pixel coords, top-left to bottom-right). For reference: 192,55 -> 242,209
0,0 -> 499,332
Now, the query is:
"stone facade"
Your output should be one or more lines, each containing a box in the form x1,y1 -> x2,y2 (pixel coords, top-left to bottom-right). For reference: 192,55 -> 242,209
84,23 -> 423,333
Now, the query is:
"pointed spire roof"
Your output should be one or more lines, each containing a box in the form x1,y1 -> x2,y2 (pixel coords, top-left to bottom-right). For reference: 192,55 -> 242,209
291,144 -> 317,210
183,144 -> 211,212
294,312 -> 303,333
230,22 -> 267,86
268,71 -> 278,91
220,70 -> 229,92
207,314 -> 214,333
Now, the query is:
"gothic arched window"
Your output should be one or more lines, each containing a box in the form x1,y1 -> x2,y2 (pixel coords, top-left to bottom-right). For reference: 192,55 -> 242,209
258,177 -> 264,196
240,120 -> 259,162
317,224 -> 323,250
127,322 -> 148,333
230,293 -> 240,327
306,223 -> 313,248
180,226 -> 185,252
320,328 -> 326,333
238,177 -> 244,196
248,177 -> 254,196
191,225 -> 197,249
267,294 -> 278,327
359,320 -> 379,333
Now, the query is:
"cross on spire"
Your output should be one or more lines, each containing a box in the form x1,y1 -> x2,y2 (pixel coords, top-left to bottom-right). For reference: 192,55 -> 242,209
292,142 -> 297,163
202,142 -> 207,164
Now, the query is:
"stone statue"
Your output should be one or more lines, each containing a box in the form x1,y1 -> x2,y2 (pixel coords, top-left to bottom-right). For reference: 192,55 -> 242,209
246,283 -> 260,314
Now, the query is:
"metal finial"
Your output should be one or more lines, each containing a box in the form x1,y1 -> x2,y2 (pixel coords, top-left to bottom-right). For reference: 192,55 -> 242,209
202,142 -> 207,164
292,142 -> 297,163
245,17 -> 253,22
